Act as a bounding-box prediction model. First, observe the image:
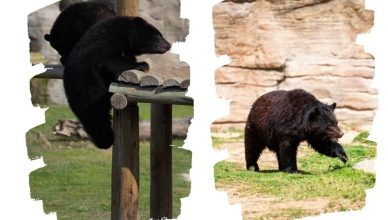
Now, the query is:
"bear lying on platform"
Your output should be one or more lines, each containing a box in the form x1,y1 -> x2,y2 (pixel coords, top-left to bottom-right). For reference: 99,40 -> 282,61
44,2 -> 115,64
244,89 -> 348,173
64,16 -> 171,149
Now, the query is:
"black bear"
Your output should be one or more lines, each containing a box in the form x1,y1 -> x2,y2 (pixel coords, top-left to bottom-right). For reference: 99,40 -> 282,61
244,89 -> 348,173
64,16 -> 171,149
44,2 -> 115,64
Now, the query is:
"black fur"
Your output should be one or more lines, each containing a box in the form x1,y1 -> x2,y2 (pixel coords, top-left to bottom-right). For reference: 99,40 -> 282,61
64,16 -> 171,149
44,2 -> 115,64
244,89 -> 348,173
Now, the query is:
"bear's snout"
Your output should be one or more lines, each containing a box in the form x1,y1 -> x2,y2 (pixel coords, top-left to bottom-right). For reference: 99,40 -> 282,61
159,39 -> 172,53
328,126 -> 343,141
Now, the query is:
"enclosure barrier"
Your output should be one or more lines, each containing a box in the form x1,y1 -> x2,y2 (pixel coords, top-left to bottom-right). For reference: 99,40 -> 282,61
35,66 -> 193,220
109,71 -> 192,220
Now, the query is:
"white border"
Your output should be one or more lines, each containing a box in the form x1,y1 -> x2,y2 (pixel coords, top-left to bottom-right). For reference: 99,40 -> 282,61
0,0 -> 386,219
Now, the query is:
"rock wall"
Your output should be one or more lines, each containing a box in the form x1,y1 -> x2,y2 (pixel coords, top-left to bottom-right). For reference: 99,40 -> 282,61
28,0 -> 189,105
213,0 -> 376,132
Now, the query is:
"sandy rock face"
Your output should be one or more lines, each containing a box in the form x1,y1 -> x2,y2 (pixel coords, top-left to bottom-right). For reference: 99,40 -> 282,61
213,0 -> 376,132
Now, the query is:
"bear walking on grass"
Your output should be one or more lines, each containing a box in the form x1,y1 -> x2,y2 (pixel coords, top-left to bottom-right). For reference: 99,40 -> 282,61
245,89 -> 348,173
64,16 -> 171,149
44,2 -> 116,64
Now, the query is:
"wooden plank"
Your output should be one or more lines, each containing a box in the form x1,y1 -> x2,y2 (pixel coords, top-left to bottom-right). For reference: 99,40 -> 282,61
150,104 -> 172,219
140,75 -> 164,87
118,70 -> 145,84
111,103 -> 140,220
109,83 -> 193,106
117,0 -> 139,16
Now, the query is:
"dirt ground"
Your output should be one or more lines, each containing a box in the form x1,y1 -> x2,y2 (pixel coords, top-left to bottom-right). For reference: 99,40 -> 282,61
214,140 -> 364,220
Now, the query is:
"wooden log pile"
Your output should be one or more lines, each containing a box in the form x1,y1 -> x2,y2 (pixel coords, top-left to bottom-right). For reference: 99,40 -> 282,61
110,70 -> 192,109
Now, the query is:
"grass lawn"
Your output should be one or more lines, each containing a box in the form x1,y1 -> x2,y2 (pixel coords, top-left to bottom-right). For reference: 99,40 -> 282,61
214,131 -> 376,219
27,104 -> 192,220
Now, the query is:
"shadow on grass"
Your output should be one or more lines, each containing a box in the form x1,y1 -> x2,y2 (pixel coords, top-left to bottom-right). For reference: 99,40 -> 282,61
246,169 -> 313,175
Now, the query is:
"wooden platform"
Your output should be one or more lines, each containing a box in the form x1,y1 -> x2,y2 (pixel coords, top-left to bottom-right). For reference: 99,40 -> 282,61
35,63 -> 192,220
110,70 -> 192,220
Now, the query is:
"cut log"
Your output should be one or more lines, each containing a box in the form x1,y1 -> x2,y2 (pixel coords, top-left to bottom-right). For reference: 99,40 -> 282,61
180,79 -> 190,89
118,70 -> 146,84
109,83 -> 193,106
111,93 -> 128,110
52,119 -> 89,139
163,77 -> 183,88
140,75 -> 164,87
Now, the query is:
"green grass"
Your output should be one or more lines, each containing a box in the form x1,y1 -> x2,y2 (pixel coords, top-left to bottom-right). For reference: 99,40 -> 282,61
27,105 -> 192,220
215,145 -> 376,202
138,103 -> 193,121
353,131 -> 376,145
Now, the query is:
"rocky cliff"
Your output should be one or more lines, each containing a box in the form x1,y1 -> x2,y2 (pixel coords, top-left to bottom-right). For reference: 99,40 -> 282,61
213,0 -> 376,132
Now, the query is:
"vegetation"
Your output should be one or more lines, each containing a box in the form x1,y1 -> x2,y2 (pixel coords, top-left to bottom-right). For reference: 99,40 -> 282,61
215,145 -> 375,200
213,129 -> 376,219
27,104 -> 192,220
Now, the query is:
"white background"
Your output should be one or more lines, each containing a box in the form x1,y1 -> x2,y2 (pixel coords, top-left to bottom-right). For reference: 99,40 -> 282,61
0,0 -> 386,219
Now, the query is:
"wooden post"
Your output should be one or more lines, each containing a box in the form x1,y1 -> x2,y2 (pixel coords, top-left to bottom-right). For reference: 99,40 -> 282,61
111,103 -> 140,220
112,1 -> 140,220
117,0 -> 139,16
150,104 -> 173,219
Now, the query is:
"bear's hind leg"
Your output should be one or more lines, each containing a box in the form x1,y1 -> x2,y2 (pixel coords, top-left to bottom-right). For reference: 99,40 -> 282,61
244,124 -> 264,171
79,95 -> 114,149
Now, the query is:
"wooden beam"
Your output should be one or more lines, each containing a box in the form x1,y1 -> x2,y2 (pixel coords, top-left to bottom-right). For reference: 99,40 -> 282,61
33,65 -> 63,79
150,104 -> 173,219
111,103 -> 140,220
112,1 -> 140,220
117,0 -> 139,16
109,83 -> 193,106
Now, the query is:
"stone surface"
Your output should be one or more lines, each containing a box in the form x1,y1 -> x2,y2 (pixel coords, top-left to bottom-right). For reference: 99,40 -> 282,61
213,0 -> 376,133
354,159 -> 375,174
28,3 -> 61,64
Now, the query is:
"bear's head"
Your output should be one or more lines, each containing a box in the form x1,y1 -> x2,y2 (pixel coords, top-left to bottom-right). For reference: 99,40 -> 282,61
124,17 -> 172,56
305,103 -> 348,163
44,2 -> 116,64
306,103 -> 344,143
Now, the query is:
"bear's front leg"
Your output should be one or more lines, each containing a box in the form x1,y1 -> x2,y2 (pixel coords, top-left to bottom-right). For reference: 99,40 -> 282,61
104,56 -> 150,80
331,142 -> 348,163
134,62 -> 149,72
310,141 -> 348,163
278,141 -> 298,173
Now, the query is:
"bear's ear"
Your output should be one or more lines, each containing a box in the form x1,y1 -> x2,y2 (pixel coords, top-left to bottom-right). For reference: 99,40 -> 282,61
329,103 -> 336,111
134,17 -> 146,24
44,34 -> 51,42
308,107 -> 320,121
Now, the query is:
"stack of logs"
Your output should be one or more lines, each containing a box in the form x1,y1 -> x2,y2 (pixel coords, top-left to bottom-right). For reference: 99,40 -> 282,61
110,70 -> 191,109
